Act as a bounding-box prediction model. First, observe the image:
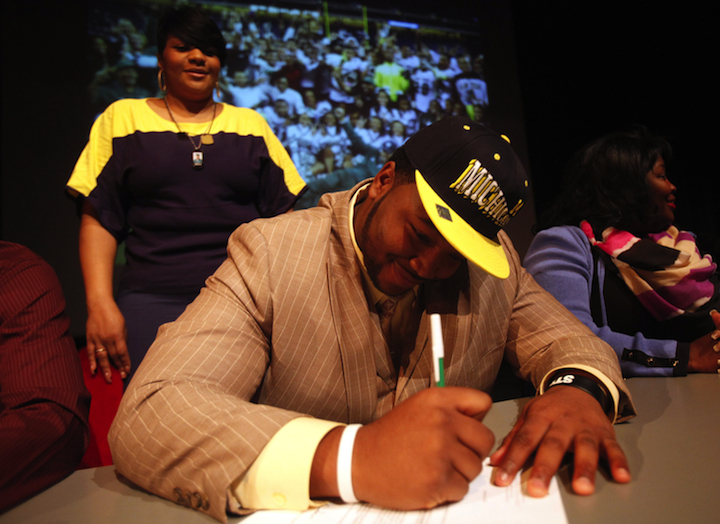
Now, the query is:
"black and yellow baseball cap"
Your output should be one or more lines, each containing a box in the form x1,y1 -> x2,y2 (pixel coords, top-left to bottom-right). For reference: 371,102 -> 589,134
404,116 -> 529,279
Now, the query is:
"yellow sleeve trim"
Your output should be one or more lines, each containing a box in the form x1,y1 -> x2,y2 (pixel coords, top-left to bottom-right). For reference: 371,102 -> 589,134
538,364 -> 621,424
232,417 -> 343,510
219,106 -> 305,197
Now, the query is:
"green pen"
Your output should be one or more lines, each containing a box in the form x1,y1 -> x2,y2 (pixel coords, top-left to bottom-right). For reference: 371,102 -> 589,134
430,313 -> 445,387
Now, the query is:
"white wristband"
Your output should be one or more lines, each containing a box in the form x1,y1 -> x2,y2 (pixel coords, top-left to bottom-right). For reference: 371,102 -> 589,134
336,424 -> 362,503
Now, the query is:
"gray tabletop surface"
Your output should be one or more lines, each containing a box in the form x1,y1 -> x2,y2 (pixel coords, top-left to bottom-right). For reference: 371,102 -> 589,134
2,374 -> 718,523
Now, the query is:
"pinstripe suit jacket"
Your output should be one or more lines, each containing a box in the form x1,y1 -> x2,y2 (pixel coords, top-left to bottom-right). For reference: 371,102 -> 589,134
109,182 -> 635,522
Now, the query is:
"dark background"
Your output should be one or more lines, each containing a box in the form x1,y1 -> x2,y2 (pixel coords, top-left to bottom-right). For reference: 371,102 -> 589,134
512,2 -> 717,251
2,0 -> 716,338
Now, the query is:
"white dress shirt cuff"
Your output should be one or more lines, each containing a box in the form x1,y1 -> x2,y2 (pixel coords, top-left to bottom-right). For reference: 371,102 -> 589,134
232,417 -> 343,511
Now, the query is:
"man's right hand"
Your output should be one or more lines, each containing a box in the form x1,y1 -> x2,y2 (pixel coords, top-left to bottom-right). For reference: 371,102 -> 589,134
310,387 -> 494,509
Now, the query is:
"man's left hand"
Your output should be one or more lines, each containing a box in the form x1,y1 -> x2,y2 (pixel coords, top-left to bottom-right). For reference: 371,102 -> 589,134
489,386 -> 630,496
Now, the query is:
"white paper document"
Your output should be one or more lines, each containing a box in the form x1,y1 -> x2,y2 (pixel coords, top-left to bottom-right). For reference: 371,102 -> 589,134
241,458 -> 568,524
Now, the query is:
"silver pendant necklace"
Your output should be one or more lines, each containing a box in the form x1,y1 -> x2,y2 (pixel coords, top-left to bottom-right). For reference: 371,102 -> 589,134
164,97 -> 216,170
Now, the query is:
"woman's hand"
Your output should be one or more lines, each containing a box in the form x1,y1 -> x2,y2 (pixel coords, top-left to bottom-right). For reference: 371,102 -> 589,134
86,299 -> 130,383
79,201 -> 130,383
688,310 -> 720,373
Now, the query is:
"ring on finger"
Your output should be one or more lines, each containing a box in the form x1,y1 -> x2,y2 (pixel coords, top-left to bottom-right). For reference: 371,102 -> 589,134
96,348 -> 107,354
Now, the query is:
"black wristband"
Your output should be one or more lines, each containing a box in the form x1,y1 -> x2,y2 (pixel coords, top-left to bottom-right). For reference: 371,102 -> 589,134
545,369 -> 612,417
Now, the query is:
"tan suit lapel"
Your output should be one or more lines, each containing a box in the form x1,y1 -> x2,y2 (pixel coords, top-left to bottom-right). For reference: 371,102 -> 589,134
324,187 -> 381,424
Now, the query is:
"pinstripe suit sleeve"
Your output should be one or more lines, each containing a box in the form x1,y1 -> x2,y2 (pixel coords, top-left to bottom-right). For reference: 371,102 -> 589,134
499,232 -> 636,421
0,243 -> 90,511
109,214 -> 331,522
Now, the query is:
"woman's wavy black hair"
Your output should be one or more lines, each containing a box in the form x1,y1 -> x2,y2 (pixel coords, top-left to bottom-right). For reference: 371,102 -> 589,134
535,125 -> 672,235
157,5 -> 227,66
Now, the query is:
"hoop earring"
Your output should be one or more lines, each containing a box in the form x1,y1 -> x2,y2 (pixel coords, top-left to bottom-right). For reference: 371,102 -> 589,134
216,81 -> 221,99
158,70 -> 166,92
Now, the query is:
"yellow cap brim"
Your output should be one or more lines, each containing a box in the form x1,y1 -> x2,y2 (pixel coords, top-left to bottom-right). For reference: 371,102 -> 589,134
416,170 -> 509,279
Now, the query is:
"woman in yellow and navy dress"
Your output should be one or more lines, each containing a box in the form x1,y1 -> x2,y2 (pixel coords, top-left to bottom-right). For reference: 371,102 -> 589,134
67,6 -> 305,386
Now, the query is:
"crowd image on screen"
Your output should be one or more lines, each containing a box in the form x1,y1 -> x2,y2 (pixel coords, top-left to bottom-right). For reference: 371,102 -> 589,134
87,1 -> 489,207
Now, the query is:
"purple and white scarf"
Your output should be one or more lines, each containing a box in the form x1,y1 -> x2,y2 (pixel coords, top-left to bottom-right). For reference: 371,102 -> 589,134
580,220 -> 717,321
